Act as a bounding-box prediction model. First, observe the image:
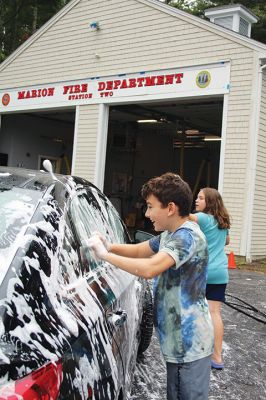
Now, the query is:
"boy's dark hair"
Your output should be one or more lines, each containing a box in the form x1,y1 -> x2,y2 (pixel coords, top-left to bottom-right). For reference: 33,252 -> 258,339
141,172 -> 192,217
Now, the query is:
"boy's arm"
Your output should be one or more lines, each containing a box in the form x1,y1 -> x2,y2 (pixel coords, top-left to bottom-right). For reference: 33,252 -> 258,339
90,231 -> 154,258
109,241 -> 154,258
103,250 -> 174,279
225,235 -> 230,245
88,236 -> 174,279
189,213 -> 198,223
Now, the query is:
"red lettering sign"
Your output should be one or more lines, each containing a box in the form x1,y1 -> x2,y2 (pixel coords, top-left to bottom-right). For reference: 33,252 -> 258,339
96,73 -> 183,92
63,84 -> 88,95
12,71 -> 185,106
98,82 -> 106,91
17,87 -> 55,100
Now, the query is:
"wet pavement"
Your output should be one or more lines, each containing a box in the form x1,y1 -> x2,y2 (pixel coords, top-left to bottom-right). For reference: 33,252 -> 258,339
131,269 -> 266,399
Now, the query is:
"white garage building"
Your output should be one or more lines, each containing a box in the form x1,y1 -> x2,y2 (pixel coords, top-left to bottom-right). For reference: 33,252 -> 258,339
0,0 -> 265,261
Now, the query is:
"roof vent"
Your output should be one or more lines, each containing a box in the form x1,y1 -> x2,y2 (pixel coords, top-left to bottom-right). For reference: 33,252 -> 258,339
204,4 -> 258,38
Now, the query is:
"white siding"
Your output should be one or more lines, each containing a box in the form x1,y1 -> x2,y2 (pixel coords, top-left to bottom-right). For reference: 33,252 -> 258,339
214,16 -> 233,31
73,104 -> 99,182
0,0 -> 257,87
250,70 -> 266,258
0,0 -> 262,256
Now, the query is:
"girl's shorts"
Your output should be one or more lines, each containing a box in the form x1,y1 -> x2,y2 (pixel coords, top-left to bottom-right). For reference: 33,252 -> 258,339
206,283 -> 227,302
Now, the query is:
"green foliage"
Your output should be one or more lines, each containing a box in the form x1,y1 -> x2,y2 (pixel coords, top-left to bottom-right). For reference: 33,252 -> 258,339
0,0 -> 71,63
166,0 -> 266,44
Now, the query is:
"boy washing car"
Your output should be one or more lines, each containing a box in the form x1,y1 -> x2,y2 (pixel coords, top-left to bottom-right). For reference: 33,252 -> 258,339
88,172 -> 213,400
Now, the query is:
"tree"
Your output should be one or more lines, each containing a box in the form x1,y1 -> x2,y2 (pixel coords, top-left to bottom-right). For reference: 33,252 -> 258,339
164,0 -> 266,43
0,0 -> 71,63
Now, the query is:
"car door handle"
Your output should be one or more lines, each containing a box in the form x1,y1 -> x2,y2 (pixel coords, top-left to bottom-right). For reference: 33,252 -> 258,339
107,310 -> 127,327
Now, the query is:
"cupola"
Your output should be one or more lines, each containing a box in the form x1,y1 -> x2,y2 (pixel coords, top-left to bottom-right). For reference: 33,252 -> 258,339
204,3 -> 258,38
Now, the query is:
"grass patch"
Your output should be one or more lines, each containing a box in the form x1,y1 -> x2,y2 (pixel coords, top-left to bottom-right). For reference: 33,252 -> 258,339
234,256 -> 266,274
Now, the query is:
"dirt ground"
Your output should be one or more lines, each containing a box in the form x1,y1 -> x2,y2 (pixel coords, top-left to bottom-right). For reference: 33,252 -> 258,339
234,256 -> 266,274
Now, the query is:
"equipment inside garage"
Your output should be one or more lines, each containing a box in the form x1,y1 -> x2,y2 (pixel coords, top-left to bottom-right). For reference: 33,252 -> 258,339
104,97 -> 223,230
0,109 -> 75,174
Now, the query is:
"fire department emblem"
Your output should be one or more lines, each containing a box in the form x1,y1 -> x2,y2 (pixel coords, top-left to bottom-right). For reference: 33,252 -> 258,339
2,93 -> 10,106
196,71 -> 211,88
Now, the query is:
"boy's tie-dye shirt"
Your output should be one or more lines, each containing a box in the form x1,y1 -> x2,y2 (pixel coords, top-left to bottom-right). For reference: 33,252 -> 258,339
149,221 -> 213,363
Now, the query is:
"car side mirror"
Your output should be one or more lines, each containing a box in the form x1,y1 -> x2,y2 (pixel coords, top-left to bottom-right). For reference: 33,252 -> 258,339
134,230 -> 154,244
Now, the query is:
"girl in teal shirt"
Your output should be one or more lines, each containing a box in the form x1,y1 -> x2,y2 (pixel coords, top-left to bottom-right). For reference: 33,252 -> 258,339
190,188 -> 230,370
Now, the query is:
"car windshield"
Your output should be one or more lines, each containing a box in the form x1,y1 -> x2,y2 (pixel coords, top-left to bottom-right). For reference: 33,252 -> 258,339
0,187 -> 42,280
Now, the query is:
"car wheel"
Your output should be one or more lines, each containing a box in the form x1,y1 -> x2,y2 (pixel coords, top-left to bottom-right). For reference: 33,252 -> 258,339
138,285 -> 153,355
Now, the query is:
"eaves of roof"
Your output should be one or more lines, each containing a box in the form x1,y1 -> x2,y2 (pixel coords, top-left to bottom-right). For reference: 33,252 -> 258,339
140,0 -> 266,53
0,0 -> 266,74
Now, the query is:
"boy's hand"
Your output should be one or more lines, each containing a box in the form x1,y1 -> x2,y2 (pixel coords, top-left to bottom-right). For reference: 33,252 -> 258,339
88,236 -> 108,259
91,231 -> 111,251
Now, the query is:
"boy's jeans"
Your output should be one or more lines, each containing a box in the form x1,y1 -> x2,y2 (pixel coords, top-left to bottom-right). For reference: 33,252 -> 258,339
166,355 -> 211,400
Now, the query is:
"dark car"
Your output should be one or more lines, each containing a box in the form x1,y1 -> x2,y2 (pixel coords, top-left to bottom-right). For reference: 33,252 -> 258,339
0,167 -> 153,400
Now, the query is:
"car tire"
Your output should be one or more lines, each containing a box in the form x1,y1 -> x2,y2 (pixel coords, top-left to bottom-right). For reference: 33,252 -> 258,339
138,285 -> 153,355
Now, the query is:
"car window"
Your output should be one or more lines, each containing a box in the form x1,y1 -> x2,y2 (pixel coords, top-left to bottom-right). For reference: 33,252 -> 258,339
67,186 -> 130,273
58,215 -> 83,282
0,188 -> 40,241
0,188 -> 41,277
69,187 -> 128,247
89,187 -> 129,244
70,190 -> 105,242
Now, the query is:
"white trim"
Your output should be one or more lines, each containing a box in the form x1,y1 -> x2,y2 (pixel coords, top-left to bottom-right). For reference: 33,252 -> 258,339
94,104 -> 109,190
0,62 -> 230,112
244,59 -> 266,261
218,94 -> 229,194
0,88 -> 228,114
247,22 -> 252,38
71,105 -> 79,175
205,5 -> 258,24
233,14 -> 239,33
1,60 -> 230,93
